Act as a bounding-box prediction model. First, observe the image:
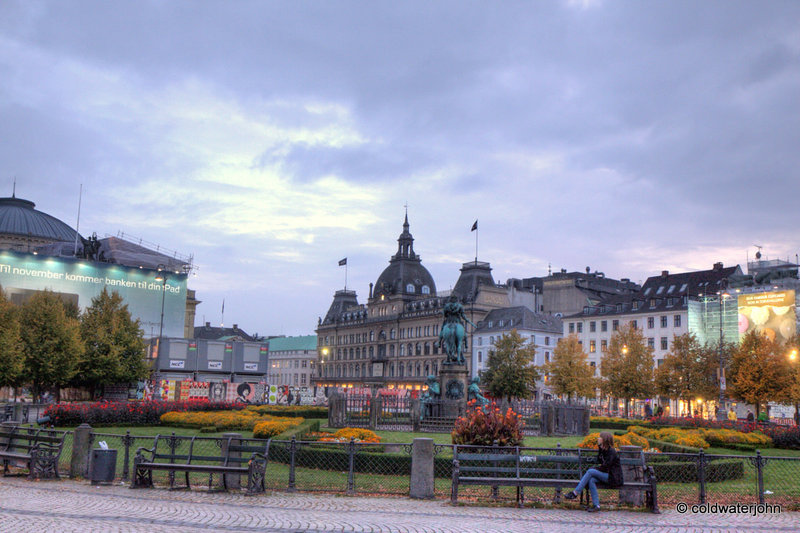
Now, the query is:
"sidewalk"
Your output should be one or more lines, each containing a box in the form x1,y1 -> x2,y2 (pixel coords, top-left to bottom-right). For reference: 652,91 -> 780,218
0,478 -> 797,533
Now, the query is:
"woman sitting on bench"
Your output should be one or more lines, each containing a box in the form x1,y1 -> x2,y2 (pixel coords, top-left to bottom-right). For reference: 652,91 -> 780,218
564,431 -> 623,512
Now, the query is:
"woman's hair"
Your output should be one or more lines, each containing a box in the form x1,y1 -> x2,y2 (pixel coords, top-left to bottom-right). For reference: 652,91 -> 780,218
598,431 -> 615,450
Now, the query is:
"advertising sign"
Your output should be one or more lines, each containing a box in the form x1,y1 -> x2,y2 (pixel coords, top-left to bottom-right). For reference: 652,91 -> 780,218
208,361 -> 223,370
0,250 -> 187,338
243,363 -> 258,371
169,360 -> 185,369
738,290 -> 796,344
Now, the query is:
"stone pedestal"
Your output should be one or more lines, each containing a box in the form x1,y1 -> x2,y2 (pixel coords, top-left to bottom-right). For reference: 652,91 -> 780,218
618,445 -> 645,506
409,438 -> 434,499
438,364 -> 469,418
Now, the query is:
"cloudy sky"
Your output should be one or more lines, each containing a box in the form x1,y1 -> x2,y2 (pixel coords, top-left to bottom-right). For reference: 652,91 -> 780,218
1,1 -> 799,336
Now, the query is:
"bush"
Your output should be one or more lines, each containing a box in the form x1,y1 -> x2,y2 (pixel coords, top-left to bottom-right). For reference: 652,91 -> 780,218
160,410 -> 303,433
624,431 -> 649,449
43,399 -> 241,426
578,432 -> 633,449
254,420 -> 300,439
451,403 -> 524,447
590,416 -> 650,431
246,405 -> 328,418
319,428 -> 381,443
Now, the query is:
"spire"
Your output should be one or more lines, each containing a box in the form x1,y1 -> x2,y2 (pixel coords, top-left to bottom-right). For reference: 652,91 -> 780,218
12,177 -> 16,198
394,212 -> 416,260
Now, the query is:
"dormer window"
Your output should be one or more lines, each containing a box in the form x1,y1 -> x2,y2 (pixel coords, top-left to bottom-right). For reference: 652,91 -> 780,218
679,283 -> 688,293
616,304 -> 622,312
650,298 -> 656,307
406,284 -> 415,293
498,320 -> 504,327
632,301 -> 639,311
656,286 -> 665,295
488,321 -> 493,328
667,284 -> 676,294
421,285 -> 430,294
643,287 -> 652,296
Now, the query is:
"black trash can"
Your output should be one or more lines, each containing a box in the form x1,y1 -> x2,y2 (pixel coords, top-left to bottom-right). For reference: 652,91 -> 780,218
90,449 -> 117,485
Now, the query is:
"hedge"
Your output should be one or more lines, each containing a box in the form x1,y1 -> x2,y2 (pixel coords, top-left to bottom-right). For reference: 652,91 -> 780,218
44,399 -> 242,427
246,405 -> 328,419
644,456 -> 745,483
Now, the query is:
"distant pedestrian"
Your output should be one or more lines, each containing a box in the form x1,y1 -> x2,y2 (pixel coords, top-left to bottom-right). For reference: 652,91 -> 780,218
727,407 -> 737,422
747,410 -> 754,423
644,404 -> 653,418
656,405 -> 664,417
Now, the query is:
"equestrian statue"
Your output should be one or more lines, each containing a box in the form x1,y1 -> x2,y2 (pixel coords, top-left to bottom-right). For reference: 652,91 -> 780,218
438,297 -> 476,365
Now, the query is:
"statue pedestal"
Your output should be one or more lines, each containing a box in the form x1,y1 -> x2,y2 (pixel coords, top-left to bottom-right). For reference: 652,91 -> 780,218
438,364 -> 469,418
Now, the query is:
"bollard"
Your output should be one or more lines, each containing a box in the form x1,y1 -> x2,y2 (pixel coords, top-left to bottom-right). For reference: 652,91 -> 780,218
220,433 -> 242,489
70,423 -> 93,479
409,438 -> 434,499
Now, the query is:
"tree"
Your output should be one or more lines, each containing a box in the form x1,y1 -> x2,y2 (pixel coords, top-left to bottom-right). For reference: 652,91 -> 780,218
19,290 -> 83,401
546,334 -> 596,401
482,329 -> 539,401
655,333 -> 718,404
729,330 -> 793,417
782,335 -> 800,425
0,289 -> 24,392
600,324 -> 654,418
75,288 -> 149,396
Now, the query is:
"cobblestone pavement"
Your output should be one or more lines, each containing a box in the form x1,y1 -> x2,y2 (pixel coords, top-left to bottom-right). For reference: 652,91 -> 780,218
1,478 -> 798,533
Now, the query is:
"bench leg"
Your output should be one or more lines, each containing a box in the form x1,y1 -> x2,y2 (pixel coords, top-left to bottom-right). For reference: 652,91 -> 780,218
649,484 -> 660,514
247,460 -> 266,494
518,486 -> 524,508
131,456 -> 152,489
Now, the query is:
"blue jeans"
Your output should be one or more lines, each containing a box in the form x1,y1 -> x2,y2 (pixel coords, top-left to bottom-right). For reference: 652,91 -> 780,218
573,468 -> 609,507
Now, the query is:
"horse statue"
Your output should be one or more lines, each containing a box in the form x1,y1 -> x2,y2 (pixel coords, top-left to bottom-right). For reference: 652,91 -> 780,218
438,297 -> 476,365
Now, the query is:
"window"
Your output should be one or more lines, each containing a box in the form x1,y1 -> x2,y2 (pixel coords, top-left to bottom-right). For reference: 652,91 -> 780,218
421,285 -> 430,294
667,284 -> 676,294
498,320 -> 504,327
632,301 -> 640,311
569,323 -> 575,333
666,297 -> 674,307
478,351 -> 482,363
531,334 -> 536,344
674,314 -> 682,327
647,337 -> 655,349
390,328 -> 396,339
612,320 -> 619,331
478,337 -> 482,346
488,321 -> 493,328
631,320 -> 638,329
399,344 -> 405,356
590,321 -> 596,332
643,287 -> 652,296
577,323 -> 583,333
661,337 -> 668,350
648,317 -> 654,329
679,283 -> 688,293
545,351 -> 550,363
660,316 -> 668,328
489,336 -> 494,344
369,331 -> 375,341
601,339 -> 607,352
545,336 -> 550,346
656,286 -> 665,295
508,319 -> 513,327
589,340 -> 596,353
406,284 -> 415,293
600,320 -> 607,332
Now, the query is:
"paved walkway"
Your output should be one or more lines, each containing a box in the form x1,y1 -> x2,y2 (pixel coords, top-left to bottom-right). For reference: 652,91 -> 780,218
0,478 -> 798,533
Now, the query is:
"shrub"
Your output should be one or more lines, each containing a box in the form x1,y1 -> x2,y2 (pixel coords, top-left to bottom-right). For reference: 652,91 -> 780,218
159,410 -> 303,432
624,431 -> 649,449
43,399 -> 241,427
767,426 -> 800,450
319,428 -> 381,443
451,403 -> 524,447
246,405 -> 328,418
577,432 -> 633,449
253,420 -> 301,439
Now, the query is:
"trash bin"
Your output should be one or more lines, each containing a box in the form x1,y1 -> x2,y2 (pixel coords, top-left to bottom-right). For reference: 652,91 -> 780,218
90,448 -> 117,485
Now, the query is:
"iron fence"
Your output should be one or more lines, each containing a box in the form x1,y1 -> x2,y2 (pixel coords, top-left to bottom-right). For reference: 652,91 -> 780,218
1,403 -> 49,424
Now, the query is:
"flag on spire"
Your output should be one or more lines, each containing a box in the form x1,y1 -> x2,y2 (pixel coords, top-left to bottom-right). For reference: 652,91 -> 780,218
471,220 -> 478,232
338,258 -> 347,266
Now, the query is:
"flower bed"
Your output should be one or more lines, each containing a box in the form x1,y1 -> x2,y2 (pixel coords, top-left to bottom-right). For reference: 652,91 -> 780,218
452,402 -> 524,446
160,410 -> 303,433
43,399 -> 241,426
590,416 -> 650,430
628,425 -> 772,450
245,405 -> 328,418
319,428 -> 381,444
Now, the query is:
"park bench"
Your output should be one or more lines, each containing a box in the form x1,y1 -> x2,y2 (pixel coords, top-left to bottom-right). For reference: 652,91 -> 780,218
451,445 -> 659,513
132,435 -> 270,494
0,425 -> 66,480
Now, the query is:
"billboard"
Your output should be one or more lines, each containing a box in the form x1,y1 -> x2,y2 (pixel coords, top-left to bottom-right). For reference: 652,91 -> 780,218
0,250 -> 187,338
738,290 -> 796,344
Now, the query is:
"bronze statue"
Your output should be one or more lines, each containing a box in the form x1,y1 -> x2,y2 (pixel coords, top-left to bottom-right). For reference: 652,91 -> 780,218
439,297 -> 476,365
467,376 -> 489,407
420,375 -> 441,421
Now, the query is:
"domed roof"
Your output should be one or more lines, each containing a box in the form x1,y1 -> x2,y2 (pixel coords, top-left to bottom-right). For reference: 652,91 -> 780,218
373,215 -> 436,299
0,196 -> 80,242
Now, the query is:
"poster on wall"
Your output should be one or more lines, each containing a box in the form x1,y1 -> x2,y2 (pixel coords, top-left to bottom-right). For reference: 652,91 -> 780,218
235,382 -> 257,403
208,382 -> 227,402
738,290 -> 796,344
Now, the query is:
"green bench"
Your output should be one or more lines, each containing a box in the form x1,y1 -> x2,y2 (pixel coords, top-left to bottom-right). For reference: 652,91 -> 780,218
451,445 -> 659,513
0,426 -> 65,480
132,435 -> 270,494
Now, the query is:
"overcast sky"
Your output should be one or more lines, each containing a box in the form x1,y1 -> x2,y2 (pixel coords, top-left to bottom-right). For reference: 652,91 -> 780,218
2,1 -> 799,336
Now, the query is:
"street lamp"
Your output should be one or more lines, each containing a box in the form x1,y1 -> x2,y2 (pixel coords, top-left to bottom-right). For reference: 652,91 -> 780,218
717,283 -> 729,420
154,265 -> 168,356
622,344 -> 628,354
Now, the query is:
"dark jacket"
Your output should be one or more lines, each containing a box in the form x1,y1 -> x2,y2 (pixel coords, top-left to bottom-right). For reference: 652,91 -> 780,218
596,446 -> 624,487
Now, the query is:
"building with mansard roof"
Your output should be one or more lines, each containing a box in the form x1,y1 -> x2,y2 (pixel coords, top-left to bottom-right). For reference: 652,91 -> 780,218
314,216 -> 514,391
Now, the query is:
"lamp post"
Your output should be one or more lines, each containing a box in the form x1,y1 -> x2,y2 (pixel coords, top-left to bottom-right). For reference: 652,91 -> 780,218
716,282 -> 729,421
155,265 -> 168,357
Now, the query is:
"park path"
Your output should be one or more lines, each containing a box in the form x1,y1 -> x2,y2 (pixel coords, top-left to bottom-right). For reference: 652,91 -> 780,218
0,477 -> 798,533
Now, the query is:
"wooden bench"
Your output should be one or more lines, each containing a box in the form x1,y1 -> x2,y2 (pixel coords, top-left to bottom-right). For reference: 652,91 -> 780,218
451,445 -> 659,513
0,426 -> 66,480
132,435 -> 270,494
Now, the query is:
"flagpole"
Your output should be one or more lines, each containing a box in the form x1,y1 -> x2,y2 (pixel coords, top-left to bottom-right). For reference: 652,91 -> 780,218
475,226 -> 478,263
345,262 -> 348,291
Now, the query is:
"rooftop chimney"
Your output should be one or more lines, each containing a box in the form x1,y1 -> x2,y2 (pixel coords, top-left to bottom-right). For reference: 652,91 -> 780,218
661,270 -> 669,278
713,262 -> 723,271
233,324 -> 238,329
205,321 -> 210,327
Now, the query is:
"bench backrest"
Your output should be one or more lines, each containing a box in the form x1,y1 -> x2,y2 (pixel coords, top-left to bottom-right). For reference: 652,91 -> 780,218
453,445 -> 646,478
0,427 -> 65,454
147,435 -> 271,466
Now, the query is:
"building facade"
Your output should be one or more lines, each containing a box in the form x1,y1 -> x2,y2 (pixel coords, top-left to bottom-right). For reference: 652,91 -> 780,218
267,335 -> 318,389
314,216 -> 511,390
471,306 -> 563,397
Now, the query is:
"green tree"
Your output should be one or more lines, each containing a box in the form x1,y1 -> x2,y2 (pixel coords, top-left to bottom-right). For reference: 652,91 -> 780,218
481,329 -> 539,401
729,330 -> 793,418
19,290 -> 83,401
0,289 -> 24,392
600,324 -> 654,418
76,288 -> 149,396
655,333 -> 718,404
546,334 -> 596,401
